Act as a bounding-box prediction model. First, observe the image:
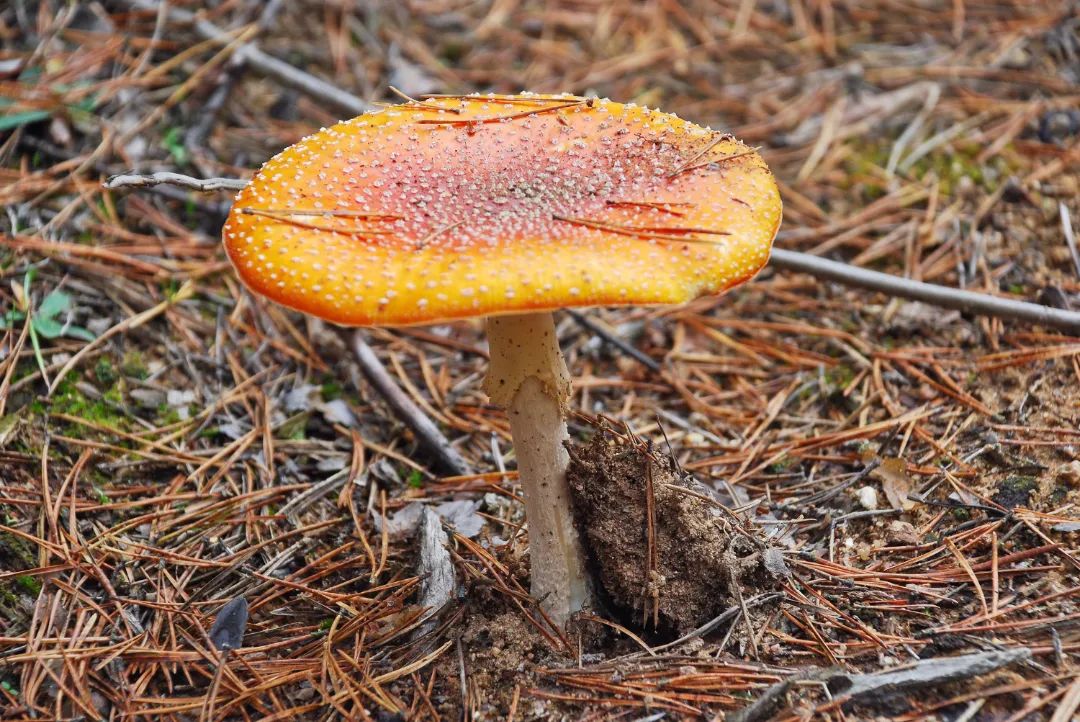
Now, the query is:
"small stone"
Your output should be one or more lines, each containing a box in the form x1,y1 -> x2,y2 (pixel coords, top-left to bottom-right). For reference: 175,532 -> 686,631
1056,461 -> 1080,487
166,389 -> 196,407
86,316 -> 113,335
763,547 -> 791,579
130,388 -> 165,408
857,485 -> 878,510
886,520 -> 919,546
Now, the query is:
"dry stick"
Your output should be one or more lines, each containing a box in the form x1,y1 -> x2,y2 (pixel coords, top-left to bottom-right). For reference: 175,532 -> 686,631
104,172 -> 248,192
123,0 -> 370,116
186,0 -> 286,149
349,332 -> 471,477
769,248 -> 1080,334
567,310 -> 661,372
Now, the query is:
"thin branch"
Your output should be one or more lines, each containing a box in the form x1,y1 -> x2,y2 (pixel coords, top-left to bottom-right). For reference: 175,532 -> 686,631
567,310 -> 661,372
104,172 -> 248,192
349,331 -> 472,477
123,0 -> 370,116
769,248 -> 1080,334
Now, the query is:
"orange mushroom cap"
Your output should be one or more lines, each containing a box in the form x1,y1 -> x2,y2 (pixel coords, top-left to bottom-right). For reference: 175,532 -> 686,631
223,93 -> 781,326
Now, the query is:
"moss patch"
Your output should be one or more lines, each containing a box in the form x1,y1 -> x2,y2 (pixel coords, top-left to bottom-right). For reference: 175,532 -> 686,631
993,475 -> 1038,509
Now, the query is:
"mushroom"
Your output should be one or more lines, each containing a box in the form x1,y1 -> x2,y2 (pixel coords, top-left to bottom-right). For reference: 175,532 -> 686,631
222,93 -> 781,627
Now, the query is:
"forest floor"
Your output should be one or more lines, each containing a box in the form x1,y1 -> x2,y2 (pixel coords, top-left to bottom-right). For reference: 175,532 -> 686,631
1,1 -> 1079,720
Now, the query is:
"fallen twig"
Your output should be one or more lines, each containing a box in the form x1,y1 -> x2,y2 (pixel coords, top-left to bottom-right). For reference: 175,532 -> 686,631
770,248 -> 1080,334
104,172 -> 248,192
123,0 -> 370,116
1061,202 -> 1080,280
350,331 -> 471,476
567,310 -> 661,372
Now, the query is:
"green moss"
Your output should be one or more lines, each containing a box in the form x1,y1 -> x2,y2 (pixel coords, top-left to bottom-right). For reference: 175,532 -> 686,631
15,575 -> 40,596
277,411 -> 310,440
845,136 -> 1017,200
320,379 -> 343,402
0,585 -> 20,607
51,378 -> 128,431
156,403 -> 183,426
440,40 -> 466,63
121,351 -> 148,379
103,385 -> 123,405
1047,486 -> 1068,507
767,455 -> 797,473
993,475 -> 1038,510
827,365 -> 856,390
94,357 -> 118,385
0,531 -> 37,567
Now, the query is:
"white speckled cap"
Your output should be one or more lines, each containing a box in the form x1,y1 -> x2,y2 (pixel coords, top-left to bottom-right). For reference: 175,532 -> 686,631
223,93 -> 782,326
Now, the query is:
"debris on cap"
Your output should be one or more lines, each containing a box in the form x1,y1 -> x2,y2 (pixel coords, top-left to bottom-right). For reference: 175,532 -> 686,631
224,93 -> 782,326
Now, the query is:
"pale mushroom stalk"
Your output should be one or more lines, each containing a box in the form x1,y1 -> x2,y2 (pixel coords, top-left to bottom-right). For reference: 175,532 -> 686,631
483,312 -> 590,626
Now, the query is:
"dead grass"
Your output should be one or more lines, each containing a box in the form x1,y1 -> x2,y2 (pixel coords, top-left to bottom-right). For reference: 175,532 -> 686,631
1,1 -> 1078,720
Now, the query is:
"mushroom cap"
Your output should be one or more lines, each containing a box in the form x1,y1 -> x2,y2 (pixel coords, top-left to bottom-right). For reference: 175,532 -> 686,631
223,93 -> 781,326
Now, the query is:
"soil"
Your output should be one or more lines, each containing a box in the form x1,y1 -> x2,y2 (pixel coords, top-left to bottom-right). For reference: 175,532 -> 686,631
567,425 -> 779,639
440,596 -> 553,720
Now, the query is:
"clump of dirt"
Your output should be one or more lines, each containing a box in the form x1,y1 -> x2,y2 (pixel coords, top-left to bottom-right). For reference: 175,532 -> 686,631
566,425 -> 776,638
429,591 -> 560,720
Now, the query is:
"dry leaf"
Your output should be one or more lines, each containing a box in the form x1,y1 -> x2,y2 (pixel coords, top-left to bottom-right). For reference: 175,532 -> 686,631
873,457 -> 915,511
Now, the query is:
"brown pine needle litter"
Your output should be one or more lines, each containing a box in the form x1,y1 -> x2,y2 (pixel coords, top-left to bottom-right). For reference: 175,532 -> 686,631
1,2 -> 1079,720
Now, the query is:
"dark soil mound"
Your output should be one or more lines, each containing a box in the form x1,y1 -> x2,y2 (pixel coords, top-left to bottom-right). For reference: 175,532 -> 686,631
567,425 -> 777,638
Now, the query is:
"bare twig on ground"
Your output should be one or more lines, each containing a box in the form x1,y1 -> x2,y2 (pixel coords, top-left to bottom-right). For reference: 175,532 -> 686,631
123,0 -> 371,116
770,248 -> 1080,334
350,331 -> 471,476
104,172 -> 248,192
568,310 -> 661,372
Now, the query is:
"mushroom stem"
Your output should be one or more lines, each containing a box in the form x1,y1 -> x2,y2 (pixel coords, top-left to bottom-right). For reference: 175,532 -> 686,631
484,312 -> 591,627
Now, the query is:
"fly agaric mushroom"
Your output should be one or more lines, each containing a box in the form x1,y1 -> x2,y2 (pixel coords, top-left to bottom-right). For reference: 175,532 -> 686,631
223,93 -> 781,627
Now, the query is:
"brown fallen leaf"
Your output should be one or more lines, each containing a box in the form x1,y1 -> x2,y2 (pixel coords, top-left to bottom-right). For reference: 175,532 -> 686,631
873,457 -> 916,511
